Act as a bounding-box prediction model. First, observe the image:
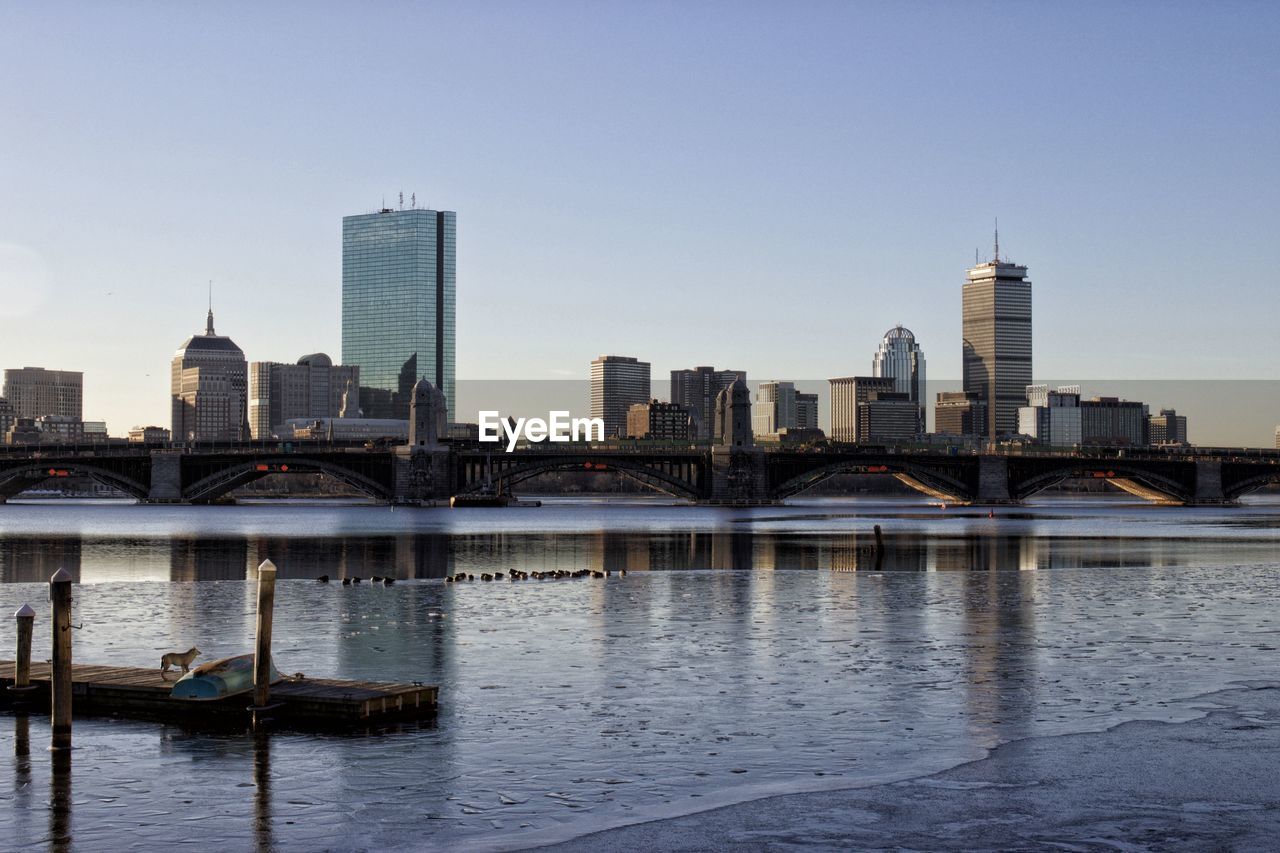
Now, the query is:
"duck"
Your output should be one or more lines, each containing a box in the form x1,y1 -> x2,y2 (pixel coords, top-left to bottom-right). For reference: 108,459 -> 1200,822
481,573 -> 493,582
444,575 -> 454,583
371,575 -> 384,583
494,572 -> 505,580
383,577 -> 396,586
317,574 -> 330,583
619,569 -> 628,577
352,577 -> 362,584
342,577 -> 352,586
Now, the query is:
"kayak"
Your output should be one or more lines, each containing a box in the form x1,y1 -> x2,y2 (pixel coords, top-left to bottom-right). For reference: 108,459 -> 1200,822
170,653 -> 282,701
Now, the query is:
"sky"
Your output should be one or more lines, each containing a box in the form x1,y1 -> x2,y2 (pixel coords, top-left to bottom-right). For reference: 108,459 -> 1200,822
1,1 -> 1278,439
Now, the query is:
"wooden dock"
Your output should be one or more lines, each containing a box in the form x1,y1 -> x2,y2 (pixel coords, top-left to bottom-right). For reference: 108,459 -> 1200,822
0,660 -> 437,726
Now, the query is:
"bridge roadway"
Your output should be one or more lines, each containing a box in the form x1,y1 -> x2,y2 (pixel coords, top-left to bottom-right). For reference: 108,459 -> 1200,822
0,440 -> 1277,506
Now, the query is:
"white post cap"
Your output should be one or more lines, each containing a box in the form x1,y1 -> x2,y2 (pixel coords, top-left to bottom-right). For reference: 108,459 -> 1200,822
258,559 -> 277,573
15,603 -> 35,619
49,568 -> 73,584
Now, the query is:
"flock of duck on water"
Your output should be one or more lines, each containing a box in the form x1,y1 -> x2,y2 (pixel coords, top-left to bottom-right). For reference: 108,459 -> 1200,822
445,568 -> 627,583
309,569 -> 628,585
314,575 -> 396,586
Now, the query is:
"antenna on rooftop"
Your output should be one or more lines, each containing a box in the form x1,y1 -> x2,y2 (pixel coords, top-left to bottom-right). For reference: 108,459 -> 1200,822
994,218 -> 1000,263
411,192 -> 416,209
399,191 -> 404,210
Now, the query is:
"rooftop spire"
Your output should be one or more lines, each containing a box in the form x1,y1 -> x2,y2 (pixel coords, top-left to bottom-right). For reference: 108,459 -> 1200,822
206,280 -> 215,335
993,219 -> 1000,263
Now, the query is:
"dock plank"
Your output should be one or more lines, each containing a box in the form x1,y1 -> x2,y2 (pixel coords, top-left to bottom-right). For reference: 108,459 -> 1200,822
0,659 -> 437,725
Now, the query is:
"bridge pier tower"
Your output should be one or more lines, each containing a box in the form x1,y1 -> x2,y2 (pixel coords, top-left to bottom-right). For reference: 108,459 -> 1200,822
147,451 -> 185,503
1189,459 -> 1232,505
707,447 -> 774,505
974,455 -> 1019,505
393,378 -> 451,505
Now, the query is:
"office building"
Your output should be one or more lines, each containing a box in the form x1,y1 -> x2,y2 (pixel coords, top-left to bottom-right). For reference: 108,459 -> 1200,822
3,367 -> 83,420
249,354 -> 359,439
626,401 -> 694,440
934,391 -> 987,438
171,310 -> 248,442
37,416 -> 85,443
872,325 -> 926,431
753,381 -> 799,436
342,205 -> 456,420
670,366 -> 746,440
1018,385 -> 1082,446
0,397 -> 13,439
829,376 -> 896,443
1081,397 -> 1147,446
796,392 -> 819,430
590,355 -> 650,437
963,239 -> 1032,437
862,393 -> 919,443
1149,409 -> 1189,445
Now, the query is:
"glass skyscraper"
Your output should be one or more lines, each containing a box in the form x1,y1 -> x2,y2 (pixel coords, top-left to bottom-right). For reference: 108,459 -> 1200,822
342,207 -> 456,420
871,325 -> 926,433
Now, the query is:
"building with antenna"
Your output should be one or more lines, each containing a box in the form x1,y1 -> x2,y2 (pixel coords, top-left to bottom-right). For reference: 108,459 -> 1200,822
962,228 -> 1032,438
342,203 -> 456,420
170,309 -> 248,442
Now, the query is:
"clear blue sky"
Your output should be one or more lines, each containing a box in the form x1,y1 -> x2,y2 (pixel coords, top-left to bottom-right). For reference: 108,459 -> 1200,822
1,1 -> 1277,436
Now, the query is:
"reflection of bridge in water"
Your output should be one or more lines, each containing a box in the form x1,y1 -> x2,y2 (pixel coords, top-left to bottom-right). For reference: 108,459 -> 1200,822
1,440 -> 1278,506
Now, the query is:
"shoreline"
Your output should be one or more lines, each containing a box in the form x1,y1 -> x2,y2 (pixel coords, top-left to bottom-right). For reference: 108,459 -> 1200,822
526,682 -> 1280,852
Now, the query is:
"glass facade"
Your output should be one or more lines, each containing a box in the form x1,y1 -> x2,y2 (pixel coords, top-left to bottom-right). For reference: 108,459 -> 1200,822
342,208 -> 456,420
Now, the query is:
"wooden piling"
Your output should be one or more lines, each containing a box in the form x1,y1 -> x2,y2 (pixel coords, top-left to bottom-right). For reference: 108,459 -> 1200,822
872,525 -> 885,570
14,604 -> 35,690
252,559 -> 277,725
49,569 -> 73,750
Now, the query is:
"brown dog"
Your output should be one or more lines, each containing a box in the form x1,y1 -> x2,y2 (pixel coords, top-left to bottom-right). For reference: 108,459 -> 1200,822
160,647 -> 201,674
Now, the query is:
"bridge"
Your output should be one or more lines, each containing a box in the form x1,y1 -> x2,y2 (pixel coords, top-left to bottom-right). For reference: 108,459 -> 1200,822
1,440 -> 1278,506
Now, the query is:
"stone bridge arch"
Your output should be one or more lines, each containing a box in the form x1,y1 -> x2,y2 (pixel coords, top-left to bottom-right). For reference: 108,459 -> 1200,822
183,457 -> 394,503
1007,459 -> 1195,504
0,461 -> 151,502
770,456 -> 976,503
457,454 -> 706,500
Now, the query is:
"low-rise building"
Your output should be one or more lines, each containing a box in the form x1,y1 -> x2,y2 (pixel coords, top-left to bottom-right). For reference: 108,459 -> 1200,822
129,425 -> 172,443
1081,397 -> 1147,445
862,392 -> 919,443
287,418 -> 408,442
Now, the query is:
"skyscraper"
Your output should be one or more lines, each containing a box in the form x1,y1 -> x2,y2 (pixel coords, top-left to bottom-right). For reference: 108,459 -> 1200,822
342,206 -> 456,420
753,381 -> 799,436
2,367 -> 83,420
963,235 -> 1031,438
171,310 -> 248,442
871,325 -> 926,432
248,354 -> 359,439
670,366 -> 747,440
590,355 -> 650,437
829,376 -> 896,443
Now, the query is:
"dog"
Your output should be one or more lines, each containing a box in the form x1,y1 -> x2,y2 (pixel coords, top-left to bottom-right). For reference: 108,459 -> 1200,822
160,647 -> 201,674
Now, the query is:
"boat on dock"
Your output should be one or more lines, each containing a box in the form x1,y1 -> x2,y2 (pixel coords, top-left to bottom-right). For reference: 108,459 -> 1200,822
170,653 -> 282,701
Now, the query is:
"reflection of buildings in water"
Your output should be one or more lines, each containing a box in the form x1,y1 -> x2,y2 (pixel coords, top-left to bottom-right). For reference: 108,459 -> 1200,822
169,537 -> 250,581
960,566 -> 1039,744
243,534 -> 453,580
0,537 -> 83,583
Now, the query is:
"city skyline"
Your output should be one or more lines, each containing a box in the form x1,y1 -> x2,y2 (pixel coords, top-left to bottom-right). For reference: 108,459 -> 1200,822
2,4 -> 1278,439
